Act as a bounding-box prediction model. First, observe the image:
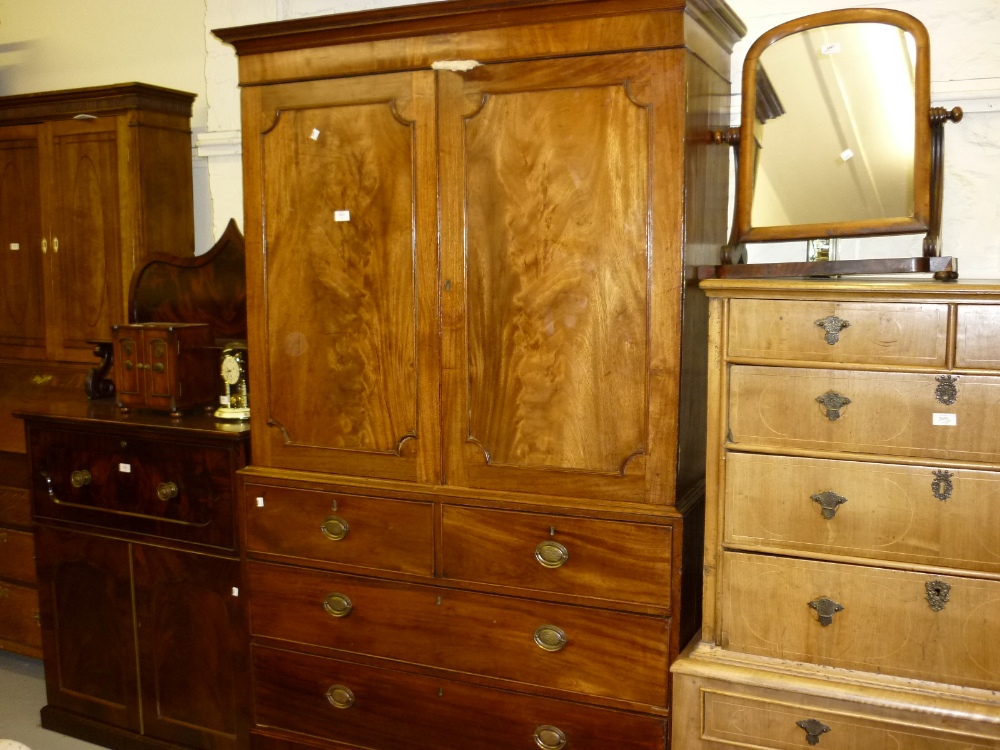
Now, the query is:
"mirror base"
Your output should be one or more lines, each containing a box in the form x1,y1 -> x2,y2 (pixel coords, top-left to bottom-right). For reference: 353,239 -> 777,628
697,255 -> 957,281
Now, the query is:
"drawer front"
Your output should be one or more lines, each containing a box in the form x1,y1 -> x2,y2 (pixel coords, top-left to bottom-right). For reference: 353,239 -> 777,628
721,551 -> 1000,690
729,366 -> 1000,462
956,306 -> 1000,370
725,453 -> 1000,574
249,562 -> 670,707
29,428 -> 237,549
0,581 -> 41,650
245,483 -> 433,576
253,645 -> 667,750
0,485 -> 31,527
727,299 -> 948,367
0,528 -> 36,584
699,688 -> 1000,750
441,506 -> 673,609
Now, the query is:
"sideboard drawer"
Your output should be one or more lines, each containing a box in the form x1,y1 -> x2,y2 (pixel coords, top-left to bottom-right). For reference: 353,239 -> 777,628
249,562 -> 670,707
729,366 -> 1000,462
725,453 -> 1000,574
441,506 -> 673,609
727,299 -> 948,367
721,551 -> 1000,690
245,483 -> 434,576
0,528 -> 36,584
956,306 -> 1000,370
252,645 -> 667,750
0,582 -> 40,650
0,485 -> 30,527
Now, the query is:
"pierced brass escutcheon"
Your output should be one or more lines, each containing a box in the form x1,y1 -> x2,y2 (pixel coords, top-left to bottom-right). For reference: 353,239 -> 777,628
157,482 -> 178,501
931,470 -> 954,501
935,375 -> 958,405
323,592 -> 353,618
926,580 -> 951,612
816,391 -> 851,421
535,540 -> 569,569
811,491 -> 847,519
325,684 -> 355,709
533,624 -> 567,652
815,315 -> 850,345
808,597 -> 844,626
70,470 -> 92,488
534,725 -> 567,750
796,718 -> 831,745
321,515 -> 350,541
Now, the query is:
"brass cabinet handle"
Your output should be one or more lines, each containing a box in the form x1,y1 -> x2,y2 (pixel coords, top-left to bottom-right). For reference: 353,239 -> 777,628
815,315 -> 850,345
52,237 -> 59,254
796,718 -> 831,745
926,580 -> 951,611
931,470 -> 954,501
935,375 -> 958,406
816,391 -> 851,421
811,491 -> 847,520
124,360 -> 134,371
533,624 -> 567,652
41,238 -> 47,254
321,515 -> 350,541
535,540 -> 569,569
534,725 -> 567,750
325,684 -> 355,709
156,482 -> 179,501
808,597 -> 843,627
70,470 -> 92,488
152,362 -> 165,373
323,592 -> 353,618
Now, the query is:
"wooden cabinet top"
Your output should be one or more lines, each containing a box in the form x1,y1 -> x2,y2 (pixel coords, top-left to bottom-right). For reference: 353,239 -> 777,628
0,82 -> 195,125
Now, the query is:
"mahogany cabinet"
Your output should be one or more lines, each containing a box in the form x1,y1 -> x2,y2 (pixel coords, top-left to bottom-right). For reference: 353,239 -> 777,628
216,1 -> 744,746
19,401 -> 251,750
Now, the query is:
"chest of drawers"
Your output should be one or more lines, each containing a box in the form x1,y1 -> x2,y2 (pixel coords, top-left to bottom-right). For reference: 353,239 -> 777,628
672,280 -> 1000,749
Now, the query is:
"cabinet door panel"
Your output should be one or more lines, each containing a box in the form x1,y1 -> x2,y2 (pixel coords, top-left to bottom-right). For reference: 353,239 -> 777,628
0,125 -> 45,357
34,526 -> 139,731
245,72 -> 439,482
441,52 -> 684,503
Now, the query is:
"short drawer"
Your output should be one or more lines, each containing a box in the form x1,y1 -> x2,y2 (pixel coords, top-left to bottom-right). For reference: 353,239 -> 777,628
441,506 -> 673,609
0,581 -> 41,651
249,562 -> 670,708
252,645 -> 667,750
0,528 -> 36,584
0,485 -> 30,527
727,298 -> 948,367
725,453 -> 1000,574
729,365 -> 1000,462
957,305 -> 1000,370
245,483 -> 433,576
721,551 -> 1000,690
29,427 -> 237,550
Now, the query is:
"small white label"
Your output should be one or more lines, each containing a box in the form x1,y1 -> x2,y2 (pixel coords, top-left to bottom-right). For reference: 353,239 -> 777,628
840,149 -> 854,161
334,210 -> 351,222
119,462 -> 132,473
256,497 -> 265,507
219,394 -> 231,406
232,587 -> 239,597
9,243 -> 19,250
933,413 -> 957,426
821,42 -> 841,55
310,128 -> 320,140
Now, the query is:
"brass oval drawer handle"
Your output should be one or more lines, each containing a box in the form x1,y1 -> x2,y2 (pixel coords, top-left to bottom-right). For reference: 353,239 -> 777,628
323,592 -> 353,618
535,540 -> 569,569
816,391 -> 851,421
808,597 -> 843,627
533,624 -> 567,652
815,315 -> 849,345
796,718 -> 830,745
325,684 -> 355,709
156,482 -> 179,501
321,515 -> 350,541
534,724 -> 567,750
811,491 -> 847,519
70,470 -> 92,488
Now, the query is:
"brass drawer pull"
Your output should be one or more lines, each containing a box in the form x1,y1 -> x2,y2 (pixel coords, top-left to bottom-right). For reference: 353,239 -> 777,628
808,597 -> 843,626
321,515 -> 350,541
533,624 -> 567,652
325,684 -> 355,709
926,580 -> 951,611
932,470 -> 954,501
70,470 -> 92,488
816,391 -> 851,421
796,718 -> 830,745
935,375 -> 958,405
811,491 -> 847,519
534,725 -> 567,750
156,482 -> 179,501
535,540 -> 569,569
152,362 -> 165,373
323,592 -> 353,618
815,315 -> 850,345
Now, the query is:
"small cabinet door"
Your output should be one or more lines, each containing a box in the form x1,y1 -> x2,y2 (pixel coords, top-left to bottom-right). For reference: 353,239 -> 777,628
242,70 -> 440,483
34,526 -> 140,732
440,51 -> 686,504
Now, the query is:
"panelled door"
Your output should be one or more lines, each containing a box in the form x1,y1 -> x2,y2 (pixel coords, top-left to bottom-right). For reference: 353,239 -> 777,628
244,71 -> 440,483
439,51 -> 687,504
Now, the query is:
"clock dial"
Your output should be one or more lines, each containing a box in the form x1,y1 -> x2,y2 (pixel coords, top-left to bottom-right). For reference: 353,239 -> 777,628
221,355 -> 242,385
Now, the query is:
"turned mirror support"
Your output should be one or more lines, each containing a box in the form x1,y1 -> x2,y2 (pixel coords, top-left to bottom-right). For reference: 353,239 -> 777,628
924,106 -> 964,274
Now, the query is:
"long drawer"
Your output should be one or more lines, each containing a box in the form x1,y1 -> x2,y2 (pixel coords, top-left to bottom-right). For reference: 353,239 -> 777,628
0,581 -> 40,651
729,366 -> 1000,462
0,528 -> 36,584
252,645 -> 667,750
249,561 -> 670,708
721,551 -> 1000,690
441,506 -> 673,609
724,453 -> 1000,573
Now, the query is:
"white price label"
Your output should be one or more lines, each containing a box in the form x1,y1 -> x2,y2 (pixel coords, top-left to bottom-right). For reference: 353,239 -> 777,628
334,210 -> 351,222
119,463 -> 132,473
821,42 -> 841,55
932,413 -> 957,426
310,128 -> 320,140
256,497 -> 265,507
9,243 -> 19,250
